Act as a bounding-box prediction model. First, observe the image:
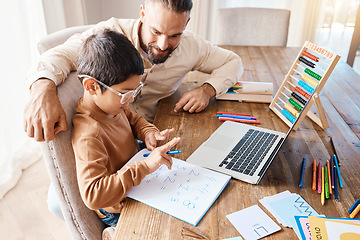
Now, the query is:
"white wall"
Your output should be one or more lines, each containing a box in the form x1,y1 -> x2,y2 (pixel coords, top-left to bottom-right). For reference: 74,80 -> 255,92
83,0 -> 140,24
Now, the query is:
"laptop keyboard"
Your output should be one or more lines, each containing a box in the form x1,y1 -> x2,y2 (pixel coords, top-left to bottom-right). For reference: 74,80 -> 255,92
219,129 -> 278,176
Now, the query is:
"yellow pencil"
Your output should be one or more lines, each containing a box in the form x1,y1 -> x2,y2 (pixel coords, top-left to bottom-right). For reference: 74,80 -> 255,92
321,167 -> 325,205
350,203 -> 360,218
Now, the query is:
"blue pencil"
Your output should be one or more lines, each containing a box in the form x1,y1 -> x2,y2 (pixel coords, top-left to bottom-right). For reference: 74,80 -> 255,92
216,114 -> 256,120
334,163 -> 338,201
349,199 -> 360,213
333,154 -> 343,188
299,158 -> 306,188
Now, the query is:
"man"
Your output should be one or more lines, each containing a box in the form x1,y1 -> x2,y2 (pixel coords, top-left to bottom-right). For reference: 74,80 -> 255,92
24,0 -> 243,142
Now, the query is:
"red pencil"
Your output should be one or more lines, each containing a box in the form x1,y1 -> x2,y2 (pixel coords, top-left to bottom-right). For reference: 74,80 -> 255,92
217,112 -> 252,117
218,117 -> 261,124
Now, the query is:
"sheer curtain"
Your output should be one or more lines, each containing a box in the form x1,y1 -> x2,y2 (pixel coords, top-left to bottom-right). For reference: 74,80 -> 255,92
0,1 -> 47,198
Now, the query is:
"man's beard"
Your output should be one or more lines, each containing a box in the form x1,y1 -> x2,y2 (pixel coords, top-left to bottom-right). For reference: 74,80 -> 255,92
145,43 -> 175,64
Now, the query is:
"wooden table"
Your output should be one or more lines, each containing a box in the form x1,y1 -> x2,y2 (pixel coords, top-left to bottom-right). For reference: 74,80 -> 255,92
114,46 -> 360,239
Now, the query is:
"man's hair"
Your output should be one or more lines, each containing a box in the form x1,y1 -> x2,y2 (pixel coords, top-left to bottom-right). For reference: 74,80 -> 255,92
78,29 -> 144,91
146,0 -> 193,13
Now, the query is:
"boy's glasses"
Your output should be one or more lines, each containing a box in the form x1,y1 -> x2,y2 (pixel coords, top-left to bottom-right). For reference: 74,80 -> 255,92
78,74 -> 143,104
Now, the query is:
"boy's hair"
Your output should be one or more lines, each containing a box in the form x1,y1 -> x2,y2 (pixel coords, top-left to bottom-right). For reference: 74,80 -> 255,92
145,0 -> 193,13
77,29 -> 144,92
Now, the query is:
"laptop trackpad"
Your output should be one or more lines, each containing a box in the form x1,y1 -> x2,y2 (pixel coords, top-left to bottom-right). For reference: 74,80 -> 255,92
204,133 -> 236,151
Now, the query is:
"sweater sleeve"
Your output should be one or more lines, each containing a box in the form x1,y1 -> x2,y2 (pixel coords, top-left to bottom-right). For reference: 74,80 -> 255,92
73,135 -> 151,211
25,18 -> 136,89
181,31 -> 244,96
124,107 -> 159,141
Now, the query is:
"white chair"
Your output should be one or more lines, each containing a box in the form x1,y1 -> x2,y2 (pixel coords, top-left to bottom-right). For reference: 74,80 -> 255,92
37,25 -> 106,240
215,7 -> 291,46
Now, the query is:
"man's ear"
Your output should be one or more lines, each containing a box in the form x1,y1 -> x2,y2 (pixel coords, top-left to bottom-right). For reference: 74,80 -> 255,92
83,78 -> 98,95
139,4 -> 145,22
185,16 -> 191,28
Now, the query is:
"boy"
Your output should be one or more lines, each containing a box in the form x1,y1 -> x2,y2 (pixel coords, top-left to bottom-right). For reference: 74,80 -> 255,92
72,29 -> 180,232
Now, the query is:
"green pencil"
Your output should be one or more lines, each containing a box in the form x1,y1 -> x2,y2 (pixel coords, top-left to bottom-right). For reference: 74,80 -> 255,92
325,166 -> 329,199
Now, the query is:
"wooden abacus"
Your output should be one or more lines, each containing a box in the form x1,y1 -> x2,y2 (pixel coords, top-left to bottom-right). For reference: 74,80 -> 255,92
269,41 -> 340,130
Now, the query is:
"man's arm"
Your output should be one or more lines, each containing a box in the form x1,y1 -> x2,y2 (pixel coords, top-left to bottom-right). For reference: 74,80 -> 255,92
24,79 -> 67,141
24,18 -> 132,141
173,34 -> 243,113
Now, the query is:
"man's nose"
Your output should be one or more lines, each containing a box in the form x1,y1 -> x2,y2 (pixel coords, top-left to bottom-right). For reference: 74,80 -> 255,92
157,35 -> 169,51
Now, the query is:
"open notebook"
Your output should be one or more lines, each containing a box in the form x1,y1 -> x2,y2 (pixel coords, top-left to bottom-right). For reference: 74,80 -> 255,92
121,149 -> 231,226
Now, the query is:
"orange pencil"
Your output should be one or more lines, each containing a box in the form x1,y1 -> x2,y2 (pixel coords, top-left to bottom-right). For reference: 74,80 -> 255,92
326,160 -> 332,195
312,159 -> 317,190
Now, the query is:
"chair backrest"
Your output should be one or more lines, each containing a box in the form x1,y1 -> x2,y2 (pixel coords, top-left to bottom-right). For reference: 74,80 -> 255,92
215,7 -> 291,46
38,25 -> 106,240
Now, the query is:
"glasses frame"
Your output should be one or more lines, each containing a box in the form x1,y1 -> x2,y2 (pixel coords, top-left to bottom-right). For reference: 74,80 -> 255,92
78,74 -> 143,104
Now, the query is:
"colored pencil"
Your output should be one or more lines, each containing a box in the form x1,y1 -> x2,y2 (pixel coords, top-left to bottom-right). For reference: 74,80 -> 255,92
326,160 -> 332,195
217,111 -> 252,117
334,163 -> 338,201
331,156 -> 335,189
216,114 -> 256,120
317,162 -> 322,194
348,199 -> 360,214
218,117 -> 261,124
350,203 -> 360,218
321,167 -> 325,205
299,158 -> 306,188
324,166 -> 329,199
333,154 -> 343,188
312,159 -> 317,190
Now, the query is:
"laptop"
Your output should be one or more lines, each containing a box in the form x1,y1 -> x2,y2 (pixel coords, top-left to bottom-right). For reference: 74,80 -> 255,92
187,109 -> 301,185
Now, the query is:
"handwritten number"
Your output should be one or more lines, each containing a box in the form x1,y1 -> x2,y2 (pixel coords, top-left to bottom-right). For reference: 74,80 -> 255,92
189,170 -> 199,176
183,200 -> 195,209
164,176 -> 175,183
178,184 -> 189,190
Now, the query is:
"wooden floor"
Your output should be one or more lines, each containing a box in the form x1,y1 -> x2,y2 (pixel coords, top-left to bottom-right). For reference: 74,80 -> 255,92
0,159 -> 72,240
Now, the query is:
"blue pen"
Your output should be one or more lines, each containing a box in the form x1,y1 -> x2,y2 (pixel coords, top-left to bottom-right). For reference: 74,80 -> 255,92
349,199 -> 360,213
299,158 -> 306,188
333,154 -> 343,188
143,150 -> 183,157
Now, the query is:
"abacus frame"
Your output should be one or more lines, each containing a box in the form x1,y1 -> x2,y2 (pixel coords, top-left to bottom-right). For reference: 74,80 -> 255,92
269,41 -> 341,130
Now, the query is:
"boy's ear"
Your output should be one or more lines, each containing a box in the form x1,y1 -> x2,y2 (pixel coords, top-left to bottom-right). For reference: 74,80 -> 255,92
83,78 -> 98,95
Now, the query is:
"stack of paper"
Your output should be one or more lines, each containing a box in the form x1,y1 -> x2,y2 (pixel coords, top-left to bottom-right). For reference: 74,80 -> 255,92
259,191 -> 320,239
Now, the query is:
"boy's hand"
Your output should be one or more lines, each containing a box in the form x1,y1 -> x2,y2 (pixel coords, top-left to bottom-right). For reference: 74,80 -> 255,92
143,137 -> 181,172
144,128 -> 175,151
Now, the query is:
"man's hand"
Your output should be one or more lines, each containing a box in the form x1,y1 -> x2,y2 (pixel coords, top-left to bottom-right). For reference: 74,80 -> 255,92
144,128 -> 175,151
174,83 -> 216,113
24,79 -> 67,142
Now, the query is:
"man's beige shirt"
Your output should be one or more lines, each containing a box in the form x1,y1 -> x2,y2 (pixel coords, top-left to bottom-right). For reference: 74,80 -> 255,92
26,18 -> 243,121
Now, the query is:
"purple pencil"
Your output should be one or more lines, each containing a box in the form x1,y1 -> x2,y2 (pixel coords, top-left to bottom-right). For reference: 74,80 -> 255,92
331,156 -> 335,189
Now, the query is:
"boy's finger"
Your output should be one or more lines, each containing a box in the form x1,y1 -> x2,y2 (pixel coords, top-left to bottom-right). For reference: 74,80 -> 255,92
162,155 -> 173,170
166,137 -> 181,150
